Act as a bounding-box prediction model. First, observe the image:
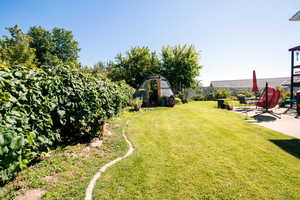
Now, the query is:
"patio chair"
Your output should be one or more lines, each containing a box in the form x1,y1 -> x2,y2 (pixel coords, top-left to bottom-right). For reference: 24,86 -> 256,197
254,83 -> 281,119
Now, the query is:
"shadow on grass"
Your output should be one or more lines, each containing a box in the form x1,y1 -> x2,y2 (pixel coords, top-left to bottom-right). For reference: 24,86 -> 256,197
128,108 -> 139,112
270,139 -> 300,159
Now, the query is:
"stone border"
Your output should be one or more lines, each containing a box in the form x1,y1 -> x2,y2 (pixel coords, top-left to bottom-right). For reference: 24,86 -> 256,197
84,132 -> 134,200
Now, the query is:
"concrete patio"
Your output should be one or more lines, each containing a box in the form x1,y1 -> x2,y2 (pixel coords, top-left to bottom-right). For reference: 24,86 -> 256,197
234,106 -> 300,138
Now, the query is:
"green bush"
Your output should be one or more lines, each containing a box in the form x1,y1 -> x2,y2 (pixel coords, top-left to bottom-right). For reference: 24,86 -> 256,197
277,87 -> 289,101
227,96 -> 238,101
206,89 -> 232,100
191,94 -> 205,101
132,98 -> 143,111
0,64 -> 133,184
175,97 -> 182,104
237,90 -> 253,97
224,100 -> 240,109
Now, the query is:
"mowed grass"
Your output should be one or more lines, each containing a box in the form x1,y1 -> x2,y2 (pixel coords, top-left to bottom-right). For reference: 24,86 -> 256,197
2,102 -> 300,199
1,120 -> 128,200
94,102 -> 300,200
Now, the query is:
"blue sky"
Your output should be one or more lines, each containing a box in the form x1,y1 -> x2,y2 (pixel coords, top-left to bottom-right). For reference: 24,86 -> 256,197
1,0 -> 300,86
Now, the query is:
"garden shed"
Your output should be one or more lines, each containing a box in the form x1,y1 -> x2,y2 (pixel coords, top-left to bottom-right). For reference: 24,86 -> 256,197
133,75 -> 174,106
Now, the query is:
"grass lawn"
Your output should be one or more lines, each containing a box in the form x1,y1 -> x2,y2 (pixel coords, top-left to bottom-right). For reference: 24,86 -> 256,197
2,101 -> 300,199
95,102 -> 300,200
1,123 -> 128,199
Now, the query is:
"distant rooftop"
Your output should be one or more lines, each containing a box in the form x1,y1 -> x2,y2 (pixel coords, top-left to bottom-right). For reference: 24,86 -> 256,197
290,10 -> 300,21
210,77 -> 300,89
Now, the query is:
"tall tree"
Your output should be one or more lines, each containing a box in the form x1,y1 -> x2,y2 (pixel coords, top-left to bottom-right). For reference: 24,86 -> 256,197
107,47 -> 160,88
161,44 -> 201,92
51,27 -> 80,64
27,26 -> 57,66
0,25 -> 36,68
28,26 -> 80,66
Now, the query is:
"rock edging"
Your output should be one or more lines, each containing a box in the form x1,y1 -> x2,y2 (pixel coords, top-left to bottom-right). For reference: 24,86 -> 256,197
84,132 -> 134,200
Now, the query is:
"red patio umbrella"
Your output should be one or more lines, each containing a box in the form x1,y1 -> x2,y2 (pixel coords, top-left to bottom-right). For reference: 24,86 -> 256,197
252,70 -> 258,93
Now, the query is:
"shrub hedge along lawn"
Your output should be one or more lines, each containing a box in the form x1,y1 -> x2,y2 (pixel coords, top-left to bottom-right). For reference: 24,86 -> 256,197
0,65 -> 133,184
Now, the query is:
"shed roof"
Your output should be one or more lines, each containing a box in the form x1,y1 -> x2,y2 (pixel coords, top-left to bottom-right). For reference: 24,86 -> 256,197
146,75 -> 167,80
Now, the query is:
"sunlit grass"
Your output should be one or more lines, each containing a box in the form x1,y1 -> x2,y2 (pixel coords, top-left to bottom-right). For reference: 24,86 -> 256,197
94,101 -> 300,200
2,102 -> 300,199
1,120 -> 128,200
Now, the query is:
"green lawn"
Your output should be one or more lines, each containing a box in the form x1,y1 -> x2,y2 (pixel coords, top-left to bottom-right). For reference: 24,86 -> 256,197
2,102 -> 300,199
1,124 -> 128,199
95,102 -> 300,200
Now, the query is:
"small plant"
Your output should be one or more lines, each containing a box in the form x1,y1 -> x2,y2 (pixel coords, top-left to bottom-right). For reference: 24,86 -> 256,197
277,86 -> 290,101
132,98 -> 143,111
191,94 -> 205,101
175,97 -> 182,105
224,100 -> 240,110
206,89 -> 232,100
237,90 -> 253,97
178,91 -> 188,104
227,96 -> 238,101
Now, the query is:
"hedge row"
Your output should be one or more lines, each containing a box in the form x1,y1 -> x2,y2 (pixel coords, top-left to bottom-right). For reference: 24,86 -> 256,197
0,65 -> 133,184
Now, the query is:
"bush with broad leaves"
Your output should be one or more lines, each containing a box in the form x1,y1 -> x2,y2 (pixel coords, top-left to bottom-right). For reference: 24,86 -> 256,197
0,64 -> 133,184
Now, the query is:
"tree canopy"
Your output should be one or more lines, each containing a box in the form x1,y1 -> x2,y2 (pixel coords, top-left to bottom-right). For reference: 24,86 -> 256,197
0,25 -> 202,92
106,45 -> 201,91
0,25 -> 36,68
107,47 -> 160,89
0,25 -> 80,68
161,45 -> 201,91
28,26 -> 80,66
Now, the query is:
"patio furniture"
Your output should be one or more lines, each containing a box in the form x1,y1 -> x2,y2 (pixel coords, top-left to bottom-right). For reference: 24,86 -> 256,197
281,98 -> 296,107
254,82 -> 281,118
217,99 -> 226,109
297,90 -> 300,115
237,95 -> 247,104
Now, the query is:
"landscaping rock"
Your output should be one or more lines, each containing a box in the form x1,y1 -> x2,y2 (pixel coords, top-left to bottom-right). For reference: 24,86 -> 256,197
14,189 -> 46,200
89,138 -> 103,148
82,146 -> 90,153
102,123 -> 112,136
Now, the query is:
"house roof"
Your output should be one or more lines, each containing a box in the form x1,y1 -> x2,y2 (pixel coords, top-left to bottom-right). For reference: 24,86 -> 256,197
289,45 -> 300,51
210,77 -> 294,88
290,10 -> 300,21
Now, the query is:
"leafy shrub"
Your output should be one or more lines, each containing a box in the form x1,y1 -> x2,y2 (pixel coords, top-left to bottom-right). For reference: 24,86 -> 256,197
177,91 -> 188,104
191,94 -> 205,101
277,87 -> 289,101
0,64 -> 133,184
226,96 -> 238,101
224,100 -> 240,109
175,97 -> 182,104
236,90 -> 253,97
206,89 -> 232,100
132,98 -> 142,111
